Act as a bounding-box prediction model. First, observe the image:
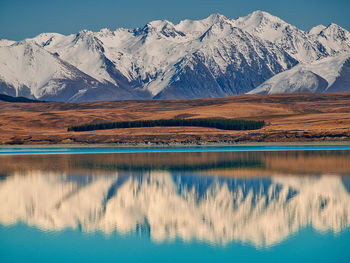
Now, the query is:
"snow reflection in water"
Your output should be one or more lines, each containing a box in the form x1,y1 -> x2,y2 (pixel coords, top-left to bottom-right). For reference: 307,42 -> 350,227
0,170 -> 349,248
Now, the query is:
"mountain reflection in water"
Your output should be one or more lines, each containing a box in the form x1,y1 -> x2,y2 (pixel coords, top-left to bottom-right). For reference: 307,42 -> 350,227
0,150 -> 349,248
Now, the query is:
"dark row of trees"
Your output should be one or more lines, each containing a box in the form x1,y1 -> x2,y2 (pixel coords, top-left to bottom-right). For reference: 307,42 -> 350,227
68,118 -> 265,132
0,94 -> 41,103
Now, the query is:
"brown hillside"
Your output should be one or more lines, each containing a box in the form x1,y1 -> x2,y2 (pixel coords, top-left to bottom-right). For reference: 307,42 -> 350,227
1,93 -> 350,145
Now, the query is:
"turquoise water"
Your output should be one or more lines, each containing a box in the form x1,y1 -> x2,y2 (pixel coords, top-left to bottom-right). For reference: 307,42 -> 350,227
1,225 -> 349,263
0,149 -> 349,262
1,145 -> 350,155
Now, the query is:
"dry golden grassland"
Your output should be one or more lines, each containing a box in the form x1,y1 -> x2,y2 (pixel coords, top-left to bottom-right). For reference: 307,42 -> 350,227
1,93 -> 350,145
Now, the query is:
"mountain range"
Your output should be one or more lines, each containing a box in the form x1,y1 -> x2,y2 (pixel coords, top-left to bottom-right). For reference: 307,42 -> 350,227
1,11 -> 350,102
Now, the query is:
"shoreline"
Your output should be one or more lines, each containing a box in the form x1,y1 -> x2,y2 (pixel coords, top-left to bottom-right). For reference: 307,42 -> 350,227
1,140 -> 350,149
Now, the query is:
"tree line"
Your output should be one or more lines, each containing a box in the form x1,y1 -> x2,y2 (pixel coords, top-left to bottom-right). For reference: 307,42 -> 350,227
0,94 -> 42,103
67,118 -> 265,132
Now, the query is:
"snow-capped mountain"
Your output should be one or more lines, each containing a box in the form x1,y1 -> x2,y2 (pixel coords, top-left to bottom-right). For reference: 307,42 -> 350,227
234,11 -> 326,63
0,172 -> 349,247
0,11 -> 350,102
0,40 -> 150,101
248,52 -> 350,94
312,23 -> 350,55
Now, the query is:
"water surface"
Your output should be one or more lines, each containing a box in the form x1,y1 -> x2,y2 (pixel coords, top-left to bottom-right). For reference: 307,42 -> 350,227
0,148 -> 349,262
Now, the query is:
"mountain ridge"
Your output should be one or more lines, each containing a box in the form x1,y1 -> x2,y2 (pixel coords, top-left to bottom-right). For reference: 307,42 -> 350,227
1,11 -> 350,102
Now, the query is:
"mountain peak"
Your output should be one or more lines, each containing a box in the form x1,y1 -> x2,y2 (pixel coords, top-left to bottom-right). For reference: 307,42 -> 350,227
327,23 -> 343,29
204,13 -> 229,24
233,10 -> 293,42
137,19 -> 186,39
309,25 -> 326,35
74,29 -> 97,43
76,29 -> 94,37
146,19 -> 174,30
321,23 -> 350,35
175,13 -> 231,38
249,10 -> 276,18
319,23 -> 350,42
98,28 -> 113,35
236,10 -> 286,27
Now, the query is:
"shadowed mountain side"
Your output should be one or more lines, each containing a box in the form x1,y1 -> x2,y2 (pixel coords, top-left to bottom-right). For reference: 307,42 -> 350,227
327,58 -> 350,92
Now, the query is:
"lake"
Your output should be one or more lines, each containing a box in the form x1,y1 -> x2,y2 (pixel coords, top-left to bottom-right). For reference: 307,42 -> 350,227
0,146 -> 349,262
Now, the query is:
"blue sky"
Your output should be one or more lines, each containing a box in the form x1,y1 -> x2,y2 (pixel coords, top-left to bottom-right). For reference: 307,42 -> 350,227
1,0 -> 349,40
